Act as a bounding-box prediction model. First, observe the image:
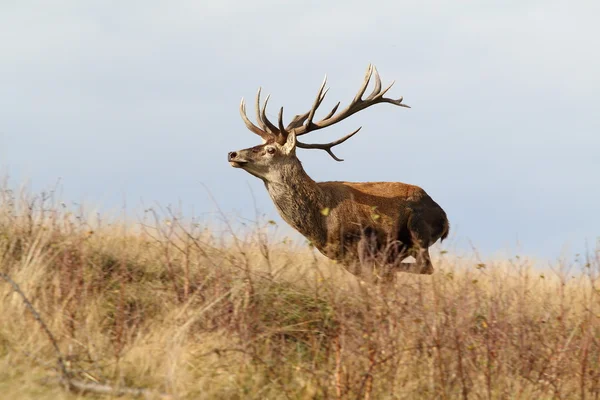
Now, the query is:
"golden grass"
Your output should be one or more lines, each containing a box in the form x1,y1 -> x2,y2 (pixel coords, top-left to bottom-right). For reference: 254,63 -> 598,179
0,185 -> 599,399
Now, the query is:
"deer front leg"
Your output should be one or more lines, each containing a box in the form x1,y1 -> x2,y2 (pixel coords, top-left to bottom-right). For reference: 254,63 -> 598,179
355,228 -> 378,277
355,227 -> 398,281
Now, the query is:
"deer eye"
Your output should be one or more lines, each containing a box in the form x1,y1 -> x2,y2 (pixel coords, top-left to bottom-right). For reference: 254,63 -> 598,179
266,147 -> 276,155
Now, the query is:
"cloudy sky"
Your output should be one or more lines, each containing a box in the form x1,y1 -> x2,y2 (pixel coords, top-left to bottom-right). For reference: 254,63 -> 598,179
1,1 -> 598,259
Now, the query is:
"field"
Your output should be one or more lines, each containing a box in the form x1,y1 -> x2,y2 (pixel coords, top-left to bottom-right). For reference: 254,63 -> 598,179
1,186 -> 599,399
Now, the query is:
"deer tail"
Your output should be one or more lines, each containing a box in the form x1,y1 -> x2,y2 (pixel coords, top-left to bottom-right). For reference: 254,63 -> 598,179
440,217 -> 450,242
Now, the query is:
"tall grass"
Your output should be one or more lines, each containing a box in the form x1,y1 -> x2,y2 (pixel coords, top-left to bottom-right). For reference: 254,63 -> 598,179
0,184 -> 599,399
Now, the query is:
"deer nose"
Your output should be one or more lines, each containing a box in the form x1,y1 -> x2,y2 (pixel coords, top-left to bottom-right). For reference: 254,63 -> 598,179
228,151 -> 237,161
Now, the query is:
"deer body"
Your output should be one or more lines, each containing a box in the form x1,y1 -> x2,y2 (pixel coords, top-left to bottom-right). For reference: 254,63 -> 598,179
229,65 -> 449,275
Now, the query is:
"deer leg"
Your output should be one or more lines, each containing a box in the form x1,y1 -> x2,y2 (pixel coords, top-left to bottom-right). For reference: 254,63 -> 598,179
356,227 -> 380,276
357,228 -> 379,261
381,240 -> 410,275
389,246 -> 433,275
409,247 -> 434,274
357,227 -> 402,282
404,211 -> 435,274
383,211 -> 434,275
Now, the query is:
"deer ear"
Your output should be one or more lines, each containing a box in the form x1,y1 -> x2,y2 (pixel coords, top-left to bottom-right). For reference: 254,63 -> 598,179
281,131 -> 296,154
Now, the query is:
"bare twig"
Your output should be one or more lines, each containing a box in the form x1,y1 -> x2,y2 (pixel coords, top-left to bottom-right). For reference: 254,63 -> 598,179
59,378 -> 172,399
0,272 -> 71,385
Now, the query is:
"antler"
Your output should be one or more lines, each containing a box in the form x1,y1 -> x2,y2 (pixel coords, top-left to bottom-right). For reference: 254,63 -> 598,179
293,64 -> 409,136
239,88 -> 276,142
239,64 -> 409,160
289,64 -> 409,160
293,127 -> 362,162
239,88 -> 290,143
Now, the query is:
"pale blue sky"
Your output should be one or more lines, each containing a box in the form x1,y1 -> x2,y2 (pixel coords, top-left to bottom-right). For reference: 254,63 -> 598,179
1,1 -> 598,259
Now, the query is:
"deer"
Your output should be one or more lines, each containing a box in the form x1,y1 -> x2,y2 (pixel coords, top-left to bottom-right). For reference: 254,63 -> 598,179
228,65 -> 449,277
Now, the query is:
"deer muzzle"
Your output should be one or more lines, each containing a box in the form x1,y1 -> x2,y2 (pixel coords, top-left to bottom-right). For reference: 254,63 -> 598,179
228,151 -> 248,168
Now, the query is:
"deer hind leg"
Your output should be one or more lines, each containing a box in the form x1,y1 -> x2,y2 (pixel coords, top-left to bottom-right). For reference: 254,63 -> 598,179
408,247 -> 434,275
385,212 -> 433,275
407,212 -> 435,275
389,248 -> 433,275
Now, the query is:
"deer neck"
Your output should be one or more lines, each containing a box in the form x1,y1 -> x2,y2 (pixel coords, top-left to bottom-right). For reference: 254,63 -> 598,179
264,161 -> 328,247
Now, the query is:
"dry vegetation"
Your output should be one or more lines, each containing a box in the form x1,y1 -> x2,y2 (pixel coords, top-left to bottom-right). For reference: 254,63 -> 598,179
0,184 -> 599,400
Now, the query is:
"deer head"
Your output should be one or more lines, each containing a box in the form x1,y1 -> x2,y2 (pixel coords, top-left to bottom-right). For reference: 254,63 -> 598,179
228,64 -> 410,182
227,123 -> 299,182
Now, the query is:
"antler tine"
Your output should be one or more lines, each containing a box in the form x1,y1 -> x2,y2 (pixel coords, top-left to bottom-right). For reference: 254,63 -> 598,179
366,66 -> 382,101
285,89 -> 330,131
240,98 -> 272,141
304,76 -> 329,133
296,127 -> 362,162
322,101 -> 341,121
286,112 -> 309,130
378,80 -> 395,98
372,80 -> 411,108
353,64 -> 374,103
260,95 -> 281,134
255,88 -> 268,131
277,107 -> 286,137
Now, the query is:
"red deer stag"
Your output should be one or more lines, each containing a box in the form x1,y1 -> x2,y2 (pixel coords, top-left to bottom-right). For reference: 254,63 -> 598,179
228,65 -> 449,276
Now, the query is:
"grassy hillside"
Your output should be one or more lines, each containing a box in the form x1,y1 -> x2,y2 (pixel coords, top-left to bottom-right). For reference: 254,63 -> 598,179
0,186 -> 599,399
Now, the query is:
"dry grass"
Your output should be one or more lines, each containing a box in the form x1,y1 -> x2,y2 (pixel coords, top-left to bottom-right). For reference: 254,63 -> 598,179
0,184 -> 599,399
